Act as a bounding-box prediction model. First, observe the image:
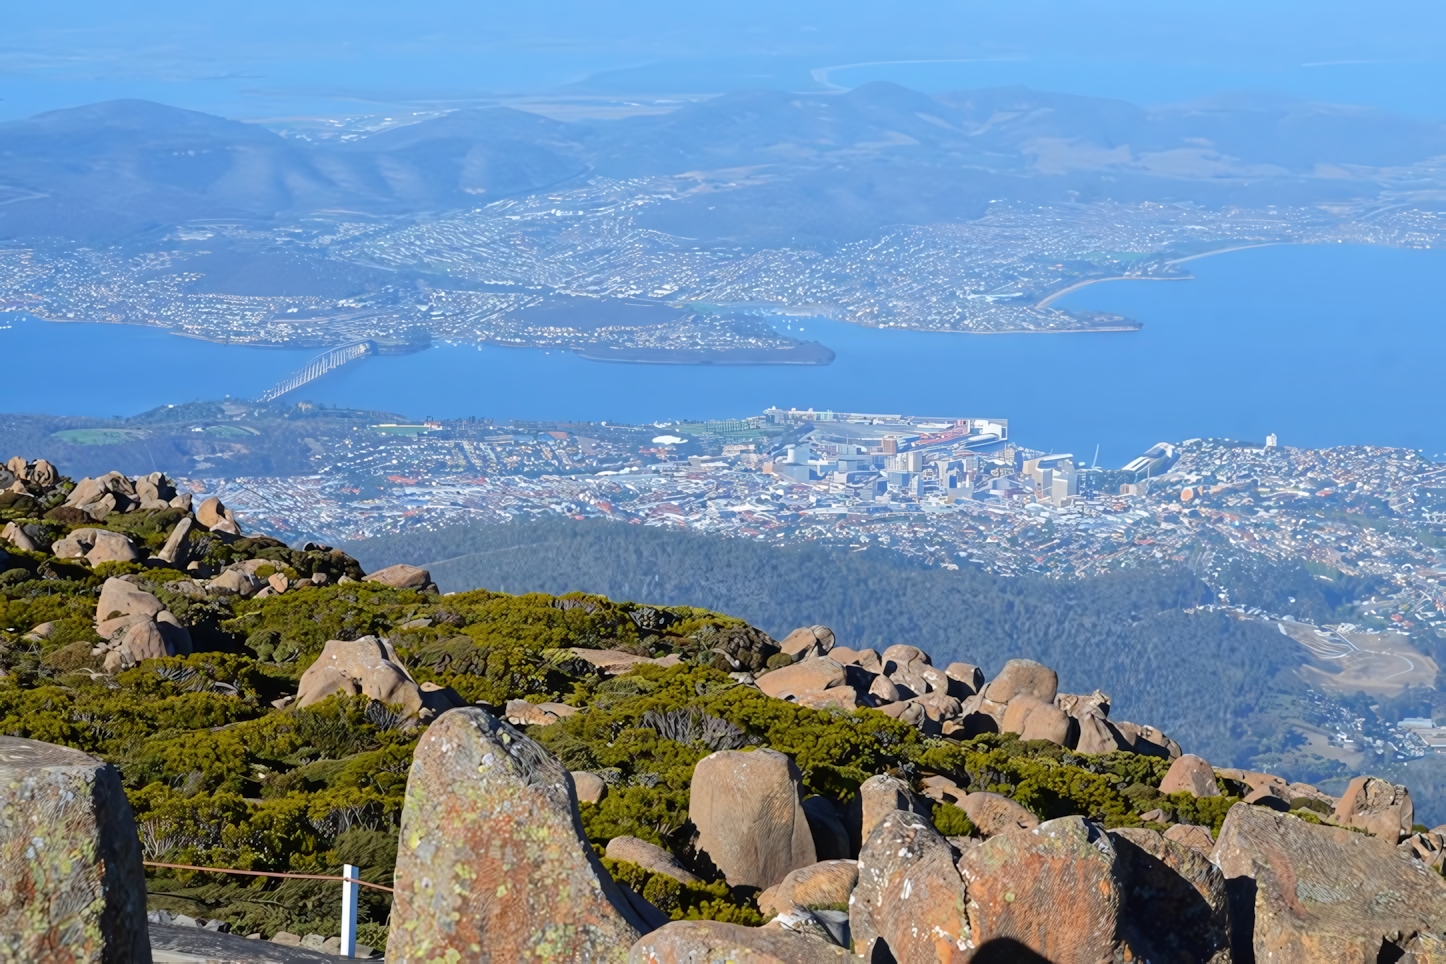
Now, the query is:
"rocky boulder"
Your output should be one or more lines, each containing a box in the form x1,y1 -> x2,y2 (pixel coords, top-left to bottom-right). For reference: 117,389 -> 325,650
758,860 -> 857,918
1108,827 -> 1231,963
0,737 -> 151,963
1163,822 -> 1216,857
1331,775 -> 1413,842
95,577 -> 166,638
364,564 -> 433,590
959,816 -> 1136,964
1157,754 -> 1220,797
606,836 -> 700,884
1000,694 -> 1073,744
690,748 -> 816,889
852,809 -> 970,963
777,625 -> 835,662
847,774 -> 923,855
297,636 -> 462,720
1213,802 -> 1446,962
755,657 -> 846,701
389,707 -> 650,962
944,662 -> 984,697
572,770 -> 607,804
53,528 -> 141,565
960,791 -> 1040,837
982,658 -> 1058,704
628,920 -> 848,963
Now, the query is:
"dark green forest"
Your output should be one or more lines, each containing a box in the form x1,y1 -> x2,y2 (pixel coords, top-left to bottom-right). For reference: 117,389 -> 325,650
347,518 -> 1312,771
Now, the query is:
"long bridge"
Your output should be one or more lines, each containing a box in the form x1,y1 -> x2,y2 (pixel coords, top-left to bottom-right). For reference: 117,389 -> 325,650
258,341 -> 372,402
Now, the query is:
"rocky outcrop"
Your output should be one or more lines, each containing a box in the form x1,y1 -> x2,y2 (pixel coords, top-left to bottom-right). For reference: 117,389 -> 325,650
0,737 -> 151,963
389,707 -> 650,963
363,563 -> 433,590
628,920 -> 849,963
569,648 -> 684,675
758,860 -> 858,918
53,527 -> 141,564
606,836 -> 701,884
777,625 -> 835,662
982,658 -> 1058,705
959,816 -> 1134,964
296,636 -> 463,720
1109,827 -> 1231,963
960,791 -> 1039,836
1213,802 -> 1446,962
852,809 -> 969,963
1158,754 -> 1220,797
1331,774 -> 1413,841
94,577 -> 192,672
756,657 -> 847,701
690,748 -> 817,889
848,774 -> 923,855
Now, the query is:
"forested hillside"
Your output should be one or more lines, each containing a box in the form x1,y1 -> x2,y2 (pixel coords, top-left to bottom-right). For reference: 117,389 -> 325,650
347,519 -> 1311,771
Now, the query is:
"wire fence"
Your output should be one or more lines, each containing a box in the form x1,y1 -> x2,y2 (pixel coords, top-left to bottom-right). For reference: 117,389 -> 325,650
143,860 -> 395,893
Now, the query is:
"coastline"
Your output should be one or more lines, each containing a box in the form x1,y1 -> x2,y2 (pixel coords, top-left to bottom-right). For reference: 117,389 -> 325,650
1035,241 -> 1294,308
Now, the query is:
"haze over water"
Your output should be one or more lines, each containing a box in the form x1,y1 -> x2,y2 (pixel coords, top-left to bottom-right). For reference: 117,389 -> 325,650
4,242 -> 1443,466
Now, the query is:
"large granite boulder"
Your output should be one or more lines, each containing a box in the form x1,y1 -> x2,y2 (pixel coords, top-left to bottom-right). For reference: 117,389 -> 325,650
628,919 -> 849,963
1212,802 -> 1446,962
999,694 -> 1072,744
389,707 -> 650,962
982,658 -> 1058,704
606,836 -> 700,884
1331,775 -> 1413,842
1109,827 -> 1231,963
755,657 -> 846,700
777,625 -> 835,662
1158,754 -> 1220,797
852,809 -> 970,963
53,528 -> 141,565
96,577 -> 165,638
364,563 -> 432,590
690,749 -> 816,889
846,773 -> 923,855
757,859 -> 858,918
958,816 -> 1134,964
295,636 -> 463,720
960,791 -> 1039,837
0,737 -> 151,963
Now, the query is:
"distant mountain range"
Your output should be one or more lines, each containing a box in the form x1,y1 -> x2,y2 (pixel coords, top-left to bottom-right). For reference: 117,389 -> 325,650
4,83 -> 1445,244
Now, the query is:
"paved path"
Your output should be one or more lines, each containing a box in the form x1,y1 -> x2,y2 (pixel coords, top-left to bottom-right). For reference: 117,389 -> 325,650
150,924 -> 350,963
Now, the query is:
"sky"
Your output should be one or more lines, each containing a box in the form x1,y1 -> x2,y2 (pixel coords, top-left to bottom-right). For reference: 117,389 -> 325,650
2,1 -> 1445,121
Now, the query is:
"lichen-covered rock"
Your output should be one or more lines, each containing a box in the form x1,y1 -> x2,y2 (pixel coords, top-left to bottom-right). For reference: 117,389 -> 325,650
958,816 -> 1133,964
690,748 -> 816,889
847,773 -> 923,855
1158,754 -> 1220,797
1162,822 -> 1215,857
606,836 -> 701,884
1000,694 -> 1072,744
1212,802 -> 1446,963
851,809 -> 970,963
573,770 -> 607,804
389,707 -> 648,963
1331,774 -> 1413,842
1108,827 -> 1231,963
0,737 -> 151,963
628,919 -> 849,963
95,577 -> 165,638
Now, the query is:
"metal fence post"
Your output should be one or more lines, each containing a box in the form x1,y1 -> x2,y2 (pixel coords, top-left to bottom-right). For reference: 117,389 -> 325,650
341,863 -> 359,958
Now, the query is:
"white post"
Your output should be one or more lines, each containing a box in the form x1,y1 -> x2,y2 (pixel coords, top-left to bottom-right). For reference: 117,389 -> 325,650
340,863 -> 359,958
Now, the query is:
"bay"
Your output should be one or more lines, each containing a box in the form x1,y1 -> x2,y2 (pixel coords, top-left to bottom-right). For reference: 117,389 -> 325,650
3,242 -> 1443,467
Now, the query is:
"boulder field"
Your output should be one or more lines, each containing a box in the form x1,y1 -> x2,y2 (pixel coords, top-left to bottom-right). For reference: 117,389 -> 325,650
4,456 -> 1446,961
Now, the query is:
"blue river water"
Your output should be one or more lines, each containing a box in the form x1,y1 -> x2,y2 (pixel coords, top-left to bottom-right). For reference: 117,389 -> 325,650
3,242 -> 1443,467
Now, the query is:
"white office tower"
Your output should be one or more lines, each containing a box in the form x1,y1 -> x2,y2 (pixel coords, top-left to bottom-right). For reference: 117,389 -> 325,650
1265,433 -> 1279,449
904,450 -> 924,472
785,443 -> 812,464
1051,471 -> 1079,506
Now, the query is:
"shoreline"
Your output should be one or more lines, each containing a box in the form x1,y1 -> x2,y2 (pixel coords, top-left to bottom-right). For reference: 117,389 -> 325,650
1035,241 -> 1294,308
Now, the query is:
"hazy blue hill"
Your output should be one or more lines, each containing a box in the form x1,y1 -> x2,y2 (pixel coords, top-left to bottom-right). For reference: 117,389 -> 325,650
0,99 -> 342,239
4,85 -> 1446,244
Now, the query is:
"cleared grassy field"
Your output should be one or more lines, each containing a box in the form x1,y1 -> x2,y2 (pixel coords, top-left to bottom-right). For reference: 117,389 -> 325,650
50,427 -> 147,445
